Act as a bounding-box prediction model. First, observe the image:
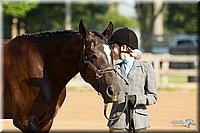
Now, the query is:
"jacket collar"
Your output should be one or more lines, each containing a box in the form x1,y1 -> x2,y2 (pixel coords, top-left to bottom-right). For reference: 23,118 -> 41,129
129,60 -> 141,75
115,59 -> 141,80
133,60 -> 141,67
115,59 -> 140,68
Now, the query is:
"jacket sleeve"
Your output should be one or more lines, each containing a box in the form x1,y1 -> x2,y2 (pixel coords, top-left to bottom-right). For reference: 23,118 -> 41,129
135,63 -> 157,106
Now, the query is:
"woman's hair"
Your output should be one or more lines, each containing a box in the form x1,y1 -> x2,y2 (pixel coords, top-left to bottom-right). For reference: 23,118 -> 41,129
127,46 -> 133,53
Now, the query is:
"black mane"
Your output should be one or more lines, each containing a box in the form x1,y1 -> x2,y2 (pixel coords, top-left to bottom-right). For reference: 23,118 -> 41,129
17,30 -> 81,46
21,30 -> 79,37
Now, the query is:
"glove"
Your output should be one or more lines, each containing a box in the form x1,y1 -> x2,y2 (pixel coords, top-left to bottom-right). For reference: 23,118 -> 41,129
127,95 -> 136,109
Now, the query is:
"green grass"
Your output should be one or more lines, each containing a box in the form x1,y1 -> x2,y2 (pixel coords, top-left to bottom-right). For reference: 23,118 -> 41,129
159,76 -> 188,83
66,86 -> 95,92
67,76 -> 194,92
67,86 -> 78,91
168,76 -> 188,83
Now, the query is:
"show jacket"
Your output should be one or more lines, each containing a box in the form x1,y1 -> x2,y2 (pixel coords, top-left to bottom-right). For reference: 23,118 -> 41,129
107,60 -> 157,129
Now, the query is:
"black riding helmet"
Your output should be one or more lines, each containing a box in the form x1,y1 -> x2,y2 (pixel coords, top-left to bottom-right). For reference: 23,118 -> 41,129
109,27 -> 138,50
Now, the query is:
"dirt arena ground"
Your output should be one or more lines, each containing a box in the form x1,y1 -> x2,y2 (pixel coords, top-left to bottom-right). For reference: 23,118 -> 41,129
1,89 -> 198,132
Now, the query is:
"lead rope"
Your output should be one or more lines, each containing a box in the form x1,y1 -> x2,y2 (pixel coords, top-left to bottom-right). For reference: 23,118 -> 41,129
114,70 -> 129,85
104,94 -> 128,121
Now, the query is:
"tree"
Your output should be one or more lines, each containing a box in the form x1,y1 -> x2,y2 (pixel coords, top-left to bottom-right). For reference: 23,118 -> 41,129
23,3 -> 137,33
135,3 -> 164,52
3,2 -> 38,38
3,3 -> 138,38
165,3 -> 198,34
71,3 -> 139,32
71,3 -> 110,31
135,3 -> 198,52
103,3 -> 139,30
24,3 -> 110,32
24,4 -> 65,32
3,2 -> 38,17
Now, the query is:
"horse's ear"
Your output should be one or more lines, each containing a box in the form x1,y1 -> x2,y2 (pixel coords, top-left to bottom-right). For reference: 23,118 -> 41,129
102,21 -> 113,39
79,20 -> 89,38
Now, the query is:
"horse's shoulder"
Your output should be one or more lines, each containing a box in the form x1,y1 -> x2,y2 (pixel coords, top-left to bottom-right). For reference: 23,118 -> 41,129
4,35 -> 44,78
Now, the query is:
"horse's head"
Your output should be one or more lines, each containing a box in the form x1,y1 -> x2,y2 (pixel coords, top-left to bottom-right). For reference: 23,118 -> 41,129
79,20 -> 120,103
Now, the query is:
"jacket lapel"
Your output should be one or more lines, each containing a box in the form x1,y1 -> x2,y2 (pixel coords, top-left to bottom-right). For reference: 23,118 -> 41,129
115,62 -> 129,85
127,60 -> 141,78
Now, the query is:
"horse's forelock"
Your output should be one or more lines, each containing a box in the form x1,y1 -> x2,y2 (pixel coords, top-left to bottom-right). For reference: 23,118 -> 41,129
88,31 -> 112,65
91,31 -> 104,40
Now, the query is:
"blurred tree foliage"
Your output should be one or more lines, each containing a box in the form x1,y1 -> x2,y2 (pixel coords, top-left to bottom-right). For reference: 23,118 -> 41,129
102,3 -> 139,30
135,3 -> 164,52
71,3 -> 110,31
164,3 -> 198,34
3,2 -> 38,38
24,4 -> 65,32
71,3 -> 138,31
3,2 -> 38,17
135,3 -> 198,52
3,3 -> 138,38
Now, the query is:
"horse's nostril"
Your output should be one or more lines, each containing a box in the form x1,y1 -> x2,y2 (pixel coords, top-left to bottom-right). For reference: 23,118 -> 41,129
107,86 -> 114,96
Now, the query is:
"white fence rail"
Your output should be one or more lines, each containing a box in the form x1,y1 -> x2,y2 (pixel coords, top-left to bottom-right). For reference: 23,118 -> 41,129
68,54 -> 198,90
142,53 -> 198,89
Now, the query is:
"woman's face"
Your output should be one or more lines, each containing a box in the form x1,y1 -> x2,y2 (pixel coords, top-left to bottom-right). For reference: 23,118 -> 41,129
120,44 -> 131,60
111,43 -> 131,61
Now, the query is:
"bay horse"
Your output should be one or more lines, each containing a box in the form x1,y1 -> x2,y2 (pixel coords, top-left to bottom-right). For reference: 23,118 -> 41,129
3,20 -> 120,133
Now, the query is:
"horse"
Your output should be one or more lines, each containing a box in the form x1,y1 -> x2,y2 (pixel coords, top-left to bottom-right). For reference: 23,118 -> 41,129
3,20 -> 120,133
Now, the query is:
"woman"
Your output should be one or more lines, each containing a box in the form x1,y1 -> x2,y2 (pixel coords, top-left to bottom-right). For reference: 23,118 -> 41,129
107,27 -> 157,133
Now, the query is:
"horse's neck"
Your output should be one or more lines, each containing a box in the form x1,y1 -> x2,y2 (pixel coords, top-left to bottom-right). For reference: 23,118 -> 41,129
43,36 -> 83,89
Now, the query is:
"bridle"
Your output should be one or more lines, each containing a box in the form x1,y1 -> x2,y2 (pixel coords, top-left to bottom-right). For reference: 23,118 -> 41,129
84,56 -> 116,80
82,39 -> 129,121
82,39 -> 116,81
83,39 -> 116,98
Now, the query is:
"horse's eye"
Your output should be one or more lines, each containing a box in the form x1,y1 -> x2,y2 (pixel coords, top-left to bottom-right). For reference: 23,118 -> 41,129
89,54 -> 98,60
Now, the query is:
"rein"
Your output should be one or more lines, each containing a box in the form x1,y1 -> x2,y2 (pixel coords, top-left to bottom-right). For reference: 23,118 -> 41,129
104,94 -> 128,121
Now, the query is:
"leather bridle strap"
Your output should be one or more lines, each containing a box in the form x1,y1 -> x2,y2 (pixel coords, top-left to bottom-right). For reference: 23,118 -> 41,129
104,94 -> 128,121
84,57 -> 116,80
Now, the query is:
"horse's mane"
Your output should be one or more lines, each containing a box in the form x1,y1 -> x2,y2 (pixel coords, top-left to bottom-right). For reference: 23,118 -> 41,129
21,30 -> 79,37
13,30 -> 104,49
18,30 -> 80,44
19,30 -> 103,42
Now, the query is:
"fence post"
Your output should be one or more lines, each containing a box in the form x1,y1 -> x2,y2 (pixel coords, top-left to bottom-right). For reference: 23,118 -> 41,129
154,59 -> 160,87
162,59 -> 169,87
11,17 -> 18,39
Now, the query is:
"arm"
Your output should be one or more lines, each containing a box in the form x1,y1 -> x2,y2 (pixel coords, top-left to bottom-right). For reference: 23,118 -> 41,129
135,63 -> 157,106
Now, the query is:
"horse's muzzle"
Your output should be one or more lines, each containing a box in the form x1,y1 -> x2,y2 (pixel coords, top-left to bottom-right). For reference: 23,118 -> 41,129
106,86 -> 119,103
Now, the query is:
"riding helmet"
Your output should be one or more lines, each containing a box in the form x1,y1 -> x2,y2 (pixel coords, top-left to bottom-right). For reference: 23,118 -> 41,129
109,27 -> 138,50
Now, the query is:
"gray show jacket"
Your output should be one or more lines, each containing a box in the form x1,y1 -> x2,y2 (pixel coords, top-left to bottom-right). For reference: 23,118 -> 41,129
107,60 -> 157,129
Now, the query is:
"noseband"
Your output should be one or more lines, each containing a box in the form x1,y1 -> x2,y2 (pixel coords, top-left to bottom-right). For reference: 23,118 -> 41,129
84,57 -> 116,80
